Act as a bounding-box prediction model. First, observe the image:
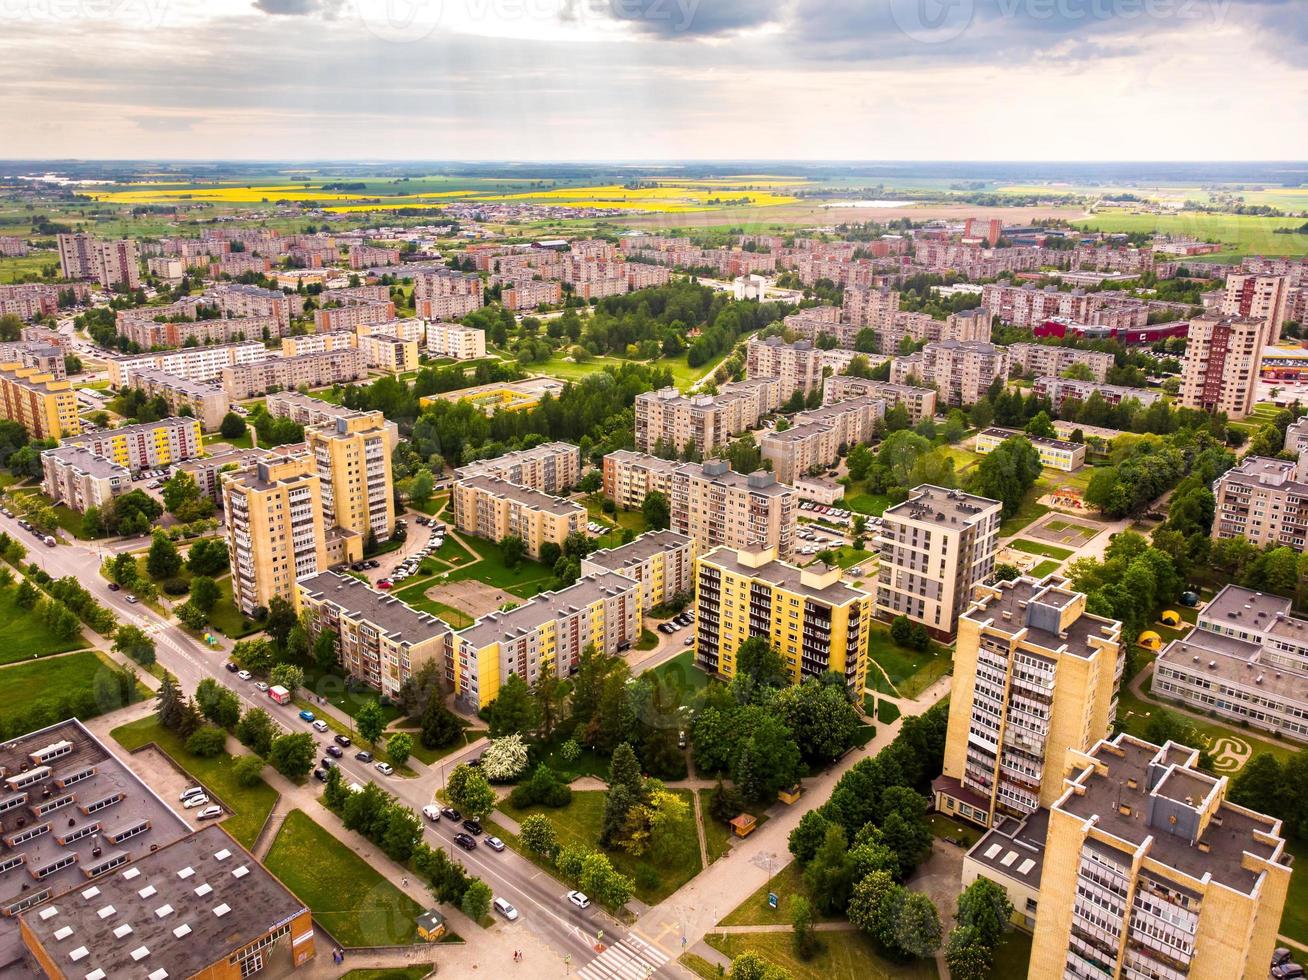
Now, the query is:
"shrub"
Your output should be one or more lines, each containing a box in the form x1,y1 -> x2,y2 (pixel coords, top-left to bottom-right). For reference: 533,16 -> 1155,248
162,577 -> 190,596
233,755 -> 265,787
186,726 -> 227,758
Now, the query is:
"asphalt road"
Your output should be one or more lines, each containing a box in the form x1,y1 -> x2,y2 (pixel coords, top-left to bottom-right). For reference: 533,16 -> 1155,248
9,513 -> 676,977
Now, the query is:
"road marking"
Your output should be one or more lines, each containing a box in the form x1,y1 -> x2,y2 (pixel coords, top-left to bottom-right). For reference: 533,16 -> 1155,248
578,935 -> 670,980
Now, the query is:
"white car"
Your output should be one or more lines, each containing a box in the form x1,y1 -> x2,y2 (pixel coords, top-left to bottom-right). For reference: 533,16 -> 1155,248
375,762 -> 394,775
312,720 -> 329,733
125,594 -> 138,604
179,786 -> 205,801
182,794 -> 210,809
254,682 -> 269,693
422,804 -> 441,822
494,897 -> 519,920
196,805 -> 223,820
567,890 -> 591,910
237,670 -> 251,681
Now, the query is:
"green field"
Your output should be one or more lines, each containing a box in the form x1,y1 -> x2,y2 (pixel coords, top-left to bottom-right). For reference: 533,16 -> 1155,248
0,584 -> 88,662
2,650 -> 133,707
264,809 -> 425,947
704,930 -> 938,980
868,621 -> 952,700
111,715 -> 279,848
719,861 -> 834,927
1078,212 -> 1308,258
0,251 -> 57,284
438,534 -> 557,597
650,649 -> 711,698
1009,539 -> 1075,561
1029,559 -> 1062,578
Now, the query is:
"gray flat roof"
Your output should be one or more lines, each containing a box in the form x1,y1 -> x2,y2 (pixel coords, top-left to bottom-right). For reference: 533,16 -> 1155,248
42,445 -> 130,479
456,475 -> 584,516
21,825 -> 307,980
966,807 -> 1050,891
1201,584 -> 1293,631
883,484 -> 999,526
962,576 -> 1119,659
458,571 -> 638,648
1158,627 -> 1308,702
700,545 -> 867,606
298,571 -> 451,645
582,530 -> 692,571
0,719 -> 193,971
978,427 -> 1082,453
675,461 -> 793,497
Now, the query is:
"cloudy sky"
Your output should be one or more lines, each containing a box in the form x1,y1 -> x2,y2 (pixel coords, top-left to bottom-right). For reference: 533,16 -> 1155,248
1,0 -> 1305,160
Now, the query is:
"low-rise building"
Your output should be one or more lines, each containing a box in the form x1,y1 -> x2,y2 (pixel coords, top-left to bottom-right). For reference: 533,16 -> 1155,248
40,444 -> 131,513
670,459 -> 797,557
580,529 -> 695,611
179,445 -> 286,503
221,348 -> 368,400
298,571 -> 451,699
427,321 -> 487,360
693,545 -> 871,693
876,485 -> 1001,638
64,416 -> 202,474
601,450 -> 680,510
105,341 -> 269,388
974,426 -> 1086,471
0,341 -> 65,380
132,369 -> 229,432
451,475 -> 586,559
314,300 -> 396,333
1031,375 -> 1162,412
500,279 -> 563,311
452,571 -> 641,708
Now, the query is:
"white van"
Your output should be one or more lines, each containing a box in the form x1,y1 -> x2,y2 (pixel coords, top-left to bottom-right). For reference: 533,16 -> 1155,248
493,897 -> 519,921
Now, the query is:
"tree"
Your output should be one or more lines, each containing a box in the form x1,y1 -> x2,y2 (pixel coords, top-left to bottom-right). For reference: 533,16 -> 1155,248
313,629 -> 338,671
264,595 -> 298,651
481,733 -> 529,782
788,810 -> 831,864
162,471 -> 206,518
156,671 -> 183,731
236,707 -> 277,756
893,892 -> 943,959
848,871 -> 903,949
420,696 -> 463,749
735,636 -> 789,690
449,764 -> 497,818
791,894 -> 819,960
955,876 -> 1013,948
1025,411 -> 1056,439
968,435 -> 1042,518
220,412 -> 247,438
189,575 -> 220,613
773,679 -> 860,764
642,490 -> 670,530
268,732 -> 316,779
233,754 -> 265,787
386,732 -> 412,767
609,742 -> 644,795
461,879 -> 493,921
176,601 -> 207,630
601,783 -> 638,848
114,624 -> 156,667
186,726 -> 227,758
269,663 -> 304,696
187,538 -> 229,576
577,470 -> 603,493
520,813 -> 559,858
733,715 -> 801,804
381,805 -> 422,863
804,824 -> 855,916
532,672 -> 570,739
499,535 -> 526,569
146,532 -> 182,580
487,673 -> 541,737
730,951 -> 794,980
356,699 -> 385,746
946,925 -> 993,980
15,578 -> 39,610
408,468 -> 435,507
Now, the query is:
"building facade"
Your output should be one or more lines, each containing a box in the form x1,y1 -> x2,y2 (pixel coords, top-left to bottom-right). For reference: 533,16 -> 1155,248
306,411 -> 396,546
579,529 -> 695,611
974,427 -> 1086,472
601,450 -> 680,511
670,459 -> 797,557
427,321 -> 487,360
890,340 -> 1010,407
450,475 -> 585,559
634,379 -> 782,456
40,445 -> 131,513
0,362 -> 80,439
64,416 -> 202,474
1179,314 -> 1267,419
1211,454 -> 1308,549
1007,342 -> 1115,382
822,375 -> 938,423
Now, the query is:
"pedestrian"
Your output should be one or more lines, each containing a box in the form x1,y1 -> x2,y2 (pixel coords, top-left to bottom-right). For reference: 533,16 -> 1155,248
402,876 -> 408,887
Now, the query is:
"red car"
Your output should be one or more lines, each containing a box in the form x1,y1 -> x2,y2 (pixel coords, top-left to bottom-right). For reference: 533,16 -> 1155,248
377,579 -> 393,589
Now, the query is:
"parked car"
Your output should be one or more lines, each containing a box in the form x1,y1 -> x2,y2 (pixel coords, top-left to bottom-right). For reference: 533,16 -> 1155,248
312,720 -> 329,733
485,836 -> 505,852
320,758 -> 336,769
334,734 -> 352,747
313,768 -> 326,781
377,580 -> 393,589
493,897 -> 518,920
224,662 -> 238,673
196,805 -> 223,820
254,682 -> 269,693
298,709 -> 315,722
441,807 -> 461,822
108,582 -> 120,591
326,745 -> 343,758
375,761 -> 394,775
1275,950 -> 1294,968
182,794 -> 210,809
179,786 -> 205,801
453,832 -> 477,851
355,750 -> 374,763
422,804 -> 441,822
566,890 -> 591,910
1272,966 -> 1305,980
237,670 -> 252,681
683,637 -> 694,646
461,818 -> 482,835
125,594 -> 138,604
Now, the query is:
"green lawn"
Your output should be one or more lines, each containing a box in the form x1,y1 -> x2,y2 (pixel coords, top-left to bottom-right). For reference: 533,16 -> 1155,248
1078,212 -> 1308,258
341,969 -> 432,980
1009,539 -> 1074,561
1116,685 -> 1302,768
867,621 -> 952,700
432,534 -> 557,598
719,861 -> 829,927
3,649 -> 147,708
527,352 -> 627,381
203,575 -> 262,639
998,493 -> 1051,537
650,649 -> 712,698
679,952 -> 721,980
876,699 -> 901,724
0,584 -> 88,662
704,930 -> 938,980
205,426 -> 253,450
111,715 -> 278,849
0,251 -> 57,284
264,809 -> 424,947
926,812 -> 983,848
697,791 -> 770,865
300,664 -> 404,725
847,491 -> 891,517
533,732 -> 612,782
403,727 -> 473,766
989,929 -> 1032,979
497,789 -> 702,904
408,493 -> 448,516
1029,559 -> 1062,578
392,580 -> 476,628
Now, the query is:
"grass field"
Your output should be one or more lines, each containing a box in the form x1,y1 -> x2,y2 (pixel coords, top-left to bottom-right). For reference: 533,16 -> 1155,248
650,649 -> 711,698
1077,212 -> 1308,258
439,534 -> 557,598
0,584 -> 88,662
998,492 -> 1051,538
264,809 -> 424,947
1115,685 -> 1302,768
0,251 -> 57,284
1029,559 -> 1063,578
527,352 -> 627,381
926,812 -> 983,848
340,969 -> 432,980
111,715 -> 278,848
989,930 -> 1033,979
867,621 -> 952,700
704,930 -> 938,980
1009,539 -> 1075,560
497,789 -> 701,904
206,575 -> 260,638
847,491 -> 891,517
719,861 -> 833,927
3,649 -> 137,708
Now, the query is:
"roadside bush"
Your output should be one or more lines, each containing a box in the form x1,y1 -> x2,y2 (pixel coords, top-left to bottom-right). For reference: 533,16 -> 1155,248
162,577 -> 190,596
509,763 -> 572,809
233,755 -> 265,787
185,726 -> 227,758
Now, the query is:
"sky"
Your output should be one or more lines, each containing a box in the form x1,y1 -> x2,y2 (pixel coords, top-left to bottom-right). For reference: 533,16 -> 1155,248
1,0 -> 1306,160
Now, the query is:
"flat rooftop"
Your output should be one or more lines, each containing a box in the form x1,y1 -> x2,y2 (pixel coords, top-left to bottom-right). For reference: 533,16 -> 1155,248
883,484 -> 999,526
1158,627 -> 1308,702
700,545 -> 868,606
604,449 -> 679,471
582,530 -> 692,572
962,575 -> 1119,660
456,475 -> 584,516
298,571 -> 451,645
20,825 -> 307,980
453,442 -> 579,479
0,719 -> 193,971
1056,735 -> 1286,896
458,571 -> 638,649
1200,584 -> 1294,632
978,426 -> 1082,453
42,445 -> 130,479
966,807 -> 1050,892
676,460 -> 793,497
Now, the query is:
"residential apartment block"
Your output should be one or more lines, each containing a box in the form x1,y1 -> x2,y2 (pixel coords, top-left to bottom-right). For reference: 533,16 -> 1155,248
180,445 -> 286,503
131,369 -> 229,431
890,340 -> 1010,407
634,379 -> 782,456
413,269 -> 483,320
40,445 -> 132,513
117,314 -> 281,350
935,574 -> 1124,829
580,529 -> 695,611
314,300 -> 396,333
357,332 -> 420,374
105,341 -> 268,388
221,348 -> 368,400
670,459 -> 797,557
266,390 -> 399,449
822,375 -> 938,423
1179,314 -> 1268,419
875,485 -> 1001,638
974,427 -> 1086,472
57,233 -> 140,290
0,362 -> 81,439
64,416 -> 202,473
1031,375 -> 1163,412
451,475 -> 586,559
759,396 -> 884,485
297,571 -> 450,700
1223,272 -> 1290,342
693,545 -> 871,693
281,330 -> 357,358
452,442 -> 580,503
601,450 -> 680,510
452,571 -> 641,708
1152,584 -> 1308,743
1007,342 -> 1115,382
427,321 -> 487,360
1026,733 -> 1290,980
746,336 -> 858,399
306,411 -> 396,545
500,279 -> 563,311
1211,454 -> 1308,549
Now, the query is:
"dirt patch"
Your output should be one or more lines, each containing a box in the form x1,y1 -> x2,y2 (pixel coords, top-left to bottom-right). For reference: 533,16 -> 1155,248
905,839 -> 966,934
1025,513 -> 1103,548
433,578 -> 518,619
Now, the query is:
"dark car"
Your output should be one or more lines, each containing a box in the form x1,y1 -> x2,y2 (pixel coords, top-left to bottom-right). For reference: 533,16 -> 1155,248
326,745 -> 343,758
1273,966 -> 1306,980
1275,950 -> 1294,968
334,734 -> 352,747
461,818 -> 482,835
312,769 -> 326,781
108,582 -> 120,591
441,807 -> 461,822
355,750 -> 373,763
320,758 -> 336,770
224,662 -> 239,673
453,833 -> 477,851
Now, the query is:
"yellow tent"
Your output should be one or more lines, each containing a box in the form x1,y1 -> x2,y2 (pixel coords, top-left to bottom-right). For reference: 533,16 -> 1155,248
1138,630 -> 1162,651
1160,610 -> 1182,627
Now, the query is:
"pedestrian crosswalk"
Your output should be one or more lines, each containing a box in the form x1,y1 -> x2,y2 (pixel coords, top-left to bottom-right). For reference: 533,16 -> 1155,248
577,933 -> 671,980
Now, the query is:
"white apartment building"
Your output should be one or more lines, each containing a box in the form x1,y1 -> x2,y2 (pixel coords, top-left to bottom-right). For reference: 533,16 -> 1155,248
634,379 -> 783,456
1007,342 -> 1115,382
105,342 -> 269,388
823,375 -> 938,423
426,321 -> 487,360
601,450 -> 680,510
